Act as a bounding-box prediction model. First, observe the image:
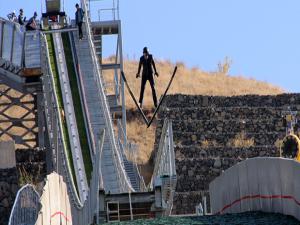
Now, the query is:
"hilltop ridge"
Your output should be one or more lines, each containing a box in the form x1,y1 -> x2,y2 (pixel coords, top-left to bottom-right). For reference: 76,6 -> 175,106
103,58 -> 284,110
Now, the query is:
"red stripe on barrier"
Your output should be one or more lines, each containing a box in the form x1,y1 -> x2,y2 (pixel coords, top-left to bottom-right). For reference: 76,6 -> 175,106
216,194 -> 300,215
51,211 -> 71,222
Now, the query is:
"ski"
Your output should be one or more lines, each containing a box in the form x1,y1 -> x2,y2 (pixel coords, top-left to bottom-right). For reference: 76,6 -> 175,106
147,66 -> 178,127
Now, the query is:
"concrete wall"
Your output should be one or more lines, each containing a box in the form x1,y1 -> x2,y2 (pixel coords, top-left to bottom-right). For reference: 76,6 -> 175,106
209,157 -> 300,220
0,141 -> 16,169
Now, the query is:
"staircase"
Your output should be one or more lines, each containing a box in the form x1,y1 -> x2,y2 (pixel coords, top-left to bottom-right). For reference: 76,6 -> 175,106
93,34 -> 102,60
155,93 -> 300,214
72,31 -> 124,193
122,157 -> 139,191
90,19 -> 143,192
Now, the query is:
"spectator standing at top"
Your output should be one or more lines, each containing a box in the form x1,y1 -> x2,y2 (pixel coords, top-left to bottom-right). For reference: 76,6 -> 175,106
26,12 -> 38,31
18,9 -> 26,25
7,11 -> 17,22
136,47 -> 159,108
75,3 -> 84,40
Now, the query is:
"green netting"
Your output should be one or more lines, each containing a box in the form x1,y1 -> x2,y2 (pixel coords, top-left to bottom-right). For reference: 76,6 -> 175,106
103,212 -> 299,225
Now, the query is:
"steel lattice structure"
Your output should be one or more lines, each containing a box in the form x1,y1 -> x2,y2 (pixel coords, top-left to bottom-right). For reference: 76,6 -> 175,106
0,84 -> 38,149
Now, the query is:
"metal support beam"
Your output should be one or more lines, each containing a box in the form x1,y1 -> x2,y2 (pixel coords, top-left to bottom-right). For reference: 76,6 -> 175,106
118,21 -> 127,146
0,83 -> 38,149
0,21 -> 3,58
37,91 -> 45,149
42,27 -> 77,34
10,24 -> 15,62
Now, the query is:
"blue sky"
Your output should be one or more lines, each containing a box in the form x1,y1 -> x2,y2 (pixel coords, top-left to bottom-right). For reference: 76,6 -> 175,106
1,0 -> 300,92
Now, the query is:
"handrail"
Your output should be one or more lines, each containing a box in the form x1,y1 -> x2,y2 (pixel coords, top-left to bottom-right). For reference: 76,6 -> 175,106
96,0 -> 120,21
41,33 -> 83,208
117,118 -> 126,147
136,163 -> 147,192
68,31 -> 96,158
42,33 -> 108,223
8,184 -> 40,225
0,17 -> 22,27
149,118 -> 177,215
81,0 -> 133,193
150,118 -> 177,187
116,120 -> 146,192
117,119 -> 146,191
52,28 -> 88,201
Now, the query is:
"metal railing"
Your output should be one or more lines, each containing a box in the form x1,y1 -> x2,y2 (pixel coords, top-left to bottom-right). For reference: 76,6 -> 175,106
95,0 -> 120,21
0,18 -> 24,68
8,130 -> 106,225
0,17 -> 41,70
117,120 -> 146,192
117,128 -> 146,192
81,0 -> 133,193
8,184 -> 40,225
150,119 -> 176,184
38,34 -> 107,220
41,33 -> 84,208
150,118 -> 177,215
52,28 -> 88,201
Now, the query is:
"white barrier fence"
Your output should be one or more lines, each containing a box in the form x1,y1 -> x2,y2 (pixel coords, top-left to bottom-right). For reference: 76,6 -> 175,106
209,157 -> 300,220
35,173 -> 72,225
0,18 -> 41,69
8,185 -> 40,225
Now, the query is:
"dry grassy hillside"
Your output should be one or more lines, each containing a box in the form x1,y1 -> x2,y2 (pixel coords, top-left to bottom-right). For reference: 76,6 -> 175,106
103,58 -> 284,109
103,58 -> 284,165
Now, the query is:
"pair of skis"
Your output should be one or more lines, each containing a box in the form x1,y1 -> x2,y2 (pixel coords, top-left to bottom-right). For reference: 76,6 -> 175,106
121,66 -> 178,128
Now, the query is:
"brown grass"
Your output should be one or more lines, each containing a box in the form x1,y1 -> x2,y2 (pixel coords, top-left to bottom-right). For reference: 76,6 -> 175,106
227,132 -> 255,148
201,139 -> 218,148
126,109 -> 156,164
275,138 -> 283,151
103,58 -> 284,109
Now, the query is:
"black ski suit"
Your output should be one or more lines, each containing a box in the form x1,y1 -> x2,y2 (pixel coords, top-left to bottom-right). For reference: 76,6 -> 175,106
137,54 -> 158,107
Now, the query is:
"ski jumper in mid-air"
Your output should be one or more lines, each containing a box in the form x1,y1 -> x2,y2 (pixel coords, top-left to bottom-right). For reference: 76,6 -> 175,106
136,47 -> 159,108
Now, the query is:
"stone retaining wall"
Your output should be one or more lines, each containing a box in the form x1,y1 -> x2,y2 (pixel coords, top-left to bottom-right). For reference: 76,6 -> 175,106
163,94 -> 300,108
153,93 -> 300,214
0,168 -> 18,225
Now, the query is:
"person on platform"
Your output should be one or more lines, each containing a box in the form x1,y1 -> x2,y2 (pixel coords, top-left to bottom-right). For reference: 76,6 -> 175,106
26,12 -> 38,31
75,3 -> 84,40
7,11 -> 17,22
136,47 -> 159,109
18,9 -> 26,25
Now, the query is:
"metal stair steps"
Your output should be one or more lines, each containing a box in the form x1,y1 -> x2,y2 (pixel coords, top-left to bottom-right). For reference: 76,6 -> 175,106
100,63 -> 120,70
73,30 -> 125,193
